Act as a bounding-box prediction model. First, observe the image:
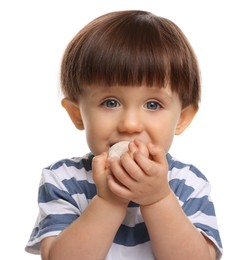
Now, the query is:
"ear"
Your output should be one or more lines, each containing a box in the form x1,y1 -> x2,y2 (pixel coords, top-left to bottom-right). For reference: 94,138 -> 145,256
61,98 -> 84,130
175,105 -> 197,135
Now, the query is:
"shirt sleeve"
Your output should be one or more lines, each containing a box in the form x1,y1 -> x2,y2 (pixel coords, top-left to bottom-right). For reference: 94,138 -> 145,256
168,158 -> 223,259
25,167 -> 82,254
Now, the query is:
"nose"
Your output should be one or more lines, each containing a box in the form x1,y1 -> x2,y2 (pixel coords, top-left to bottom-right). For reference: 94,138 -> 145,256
117,110 -> 144,134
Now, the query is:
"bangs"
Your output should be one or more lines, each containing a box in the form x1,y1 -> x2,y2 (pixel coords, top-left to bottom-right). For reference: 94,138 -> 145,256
61,10 -> 200,109
62,12 -> 170,96
78,16 -> 169,88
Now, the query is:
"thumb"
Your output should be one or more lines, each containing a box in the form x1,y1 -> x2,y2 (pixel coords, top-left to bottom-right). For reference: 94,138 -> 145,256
92,152 -> 109,184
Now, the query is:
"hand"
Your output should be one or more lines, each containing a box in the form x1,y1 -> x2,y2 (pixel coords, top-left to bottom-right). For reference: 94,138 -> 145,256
107,140 -> 171,206
92,152 -> 129,206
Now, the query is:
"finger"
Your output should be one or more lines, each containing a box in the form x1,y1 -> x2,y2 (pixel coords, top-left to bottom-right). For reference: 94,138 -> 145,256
132,151 -> 155,176
109,157 -> 136,188
133,139 -> 149,157
107,174 -> 132,199
128,141 -> 137,158
92,152 -> 108,183
147,143 -> 167,165
133,146 -> 167,176
120,152 -> 145,182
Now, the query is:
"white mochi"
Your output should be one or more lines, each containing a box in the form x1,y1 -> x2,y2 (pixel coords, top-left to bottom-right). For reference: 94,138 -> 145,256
108,141 -> 130,159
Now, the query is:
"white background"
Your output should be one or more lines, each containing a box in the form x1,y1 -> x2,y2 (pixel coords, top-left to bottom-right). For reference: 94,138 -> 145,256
0,0 -> 247,259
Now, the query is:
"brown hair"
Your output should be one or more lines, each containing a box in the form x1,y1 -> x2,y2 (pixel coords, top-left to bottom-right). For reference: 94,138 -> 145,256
60,10 -> 201,109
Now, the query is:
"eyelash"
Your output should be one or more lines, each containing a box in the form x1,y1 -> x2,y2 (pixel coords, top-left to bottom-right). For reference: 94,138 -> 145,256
101,99 -> 163,110
144,101 -> 162,110
102,99 -> 120,108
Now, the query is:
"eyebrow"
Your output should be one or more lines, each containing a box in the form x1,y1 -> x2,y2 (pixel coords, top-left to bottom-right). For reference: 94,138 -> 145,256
86,85 -> 175,101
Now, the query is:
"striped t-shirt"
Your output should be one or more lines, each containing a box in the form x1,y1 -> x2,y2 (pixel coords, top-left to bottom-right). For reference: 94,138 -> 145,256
25,153 -> 223,259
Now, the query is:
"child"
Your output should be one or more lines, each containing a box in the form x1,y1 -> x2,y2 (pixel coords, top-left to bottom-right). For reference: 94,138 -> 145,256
25,10 -> 223,259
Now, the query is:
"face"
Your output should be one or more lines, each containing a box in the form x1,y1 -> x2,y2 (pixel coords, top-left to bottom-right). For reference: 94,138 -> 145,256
76,85 -> 185,156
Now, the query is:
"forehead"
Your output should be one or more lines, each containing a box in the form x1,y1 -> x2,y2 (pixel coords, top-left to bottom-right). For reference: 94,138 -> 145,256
81,85 -> 176,100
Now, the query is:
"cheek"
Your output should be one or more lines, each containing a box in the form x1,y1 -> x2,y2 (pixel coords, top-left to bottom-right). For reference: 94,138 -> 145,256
149,118 -> 178,152
84,117 -> 113,155
84,123 -> 101,154
153,131 -> 175,153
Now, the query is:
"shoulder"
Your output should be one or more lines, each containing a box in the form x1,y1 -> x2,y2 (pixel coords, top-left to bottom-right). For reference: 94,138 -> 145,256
41,153 -> 94,181
167,153 -> 208,181
166,153 -> 211,201
46,153 -> 94,172
38,152 -> 96,204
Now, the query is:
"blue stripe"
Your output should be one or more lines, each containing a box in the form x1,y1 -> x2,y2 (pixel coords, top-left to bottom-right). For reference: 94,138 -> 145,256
29,214 -> 79,240
62,178 -> 141,208
128,201 -> 139,207
47,154 -> 94,171
29,215 -> 150,247
194,223 -> 222,249
188,164 -> 208,181
62,178 -> 96,199
169,178 -> 216,216
29,227 -> 39,240
39,179 -> 140,208
169,179 -> 194,202
38,183 -> 78,208
40,214 -> 79,232
114,223 -> 150,246
182,196 -> 216,216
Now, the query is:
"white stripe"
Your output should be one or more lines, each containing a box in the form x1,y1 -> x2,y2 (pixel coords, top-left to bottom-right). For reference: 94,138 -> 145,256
72,193 -> 89,212
122,207 -> 144,227
189,212 -> 219,230
169,166 -> 211,199
106,241 -> 154,260
45,161 -> 94,181
39,198 -> 81,221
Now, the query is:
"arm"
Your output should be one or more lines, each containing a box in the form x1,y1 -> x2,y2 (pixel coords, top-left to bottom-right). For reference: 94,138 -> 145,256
107,140 -> 217,260
41,153 -> 128,260
141,191 -> 217,260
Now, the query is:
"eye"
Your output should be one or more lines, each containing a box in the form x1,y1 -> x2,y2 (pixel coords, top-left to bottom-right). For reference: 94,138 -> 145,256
144,101 -> 161,110
102,99 -> 120,108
